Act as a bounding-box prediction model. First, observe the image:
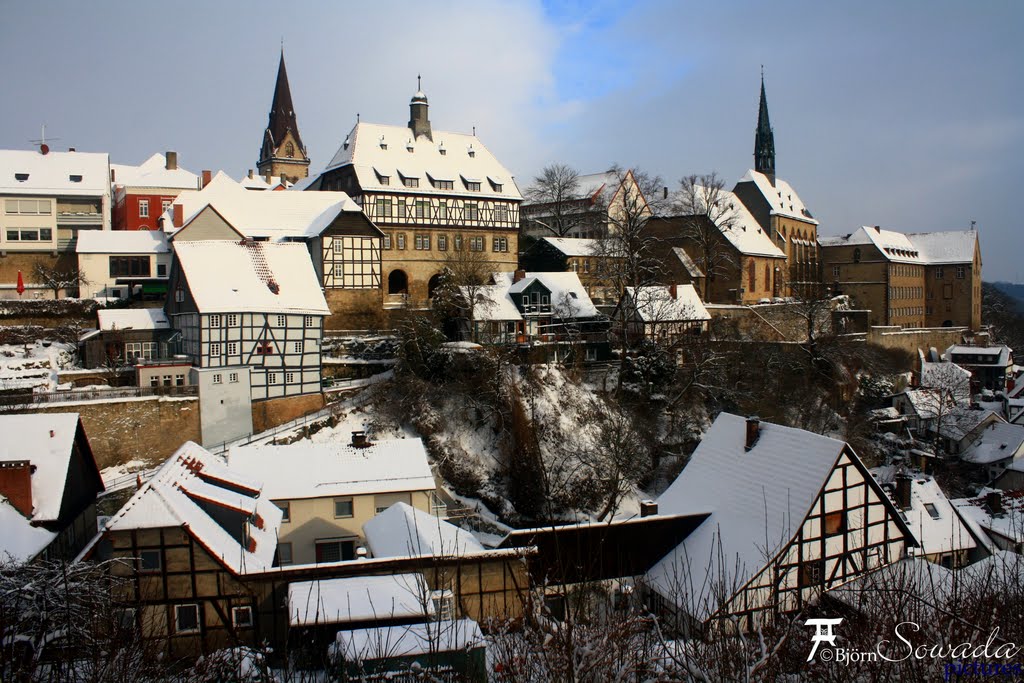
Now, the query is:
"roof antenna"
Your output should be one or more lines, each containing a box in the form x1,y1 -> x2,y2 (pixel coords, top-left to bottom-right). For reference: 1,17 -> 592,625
30,124 -> 60,154
357,112 -> 360,123
472,125 -> 476,136
417,74 -> 421,91
970,220 -> 977,231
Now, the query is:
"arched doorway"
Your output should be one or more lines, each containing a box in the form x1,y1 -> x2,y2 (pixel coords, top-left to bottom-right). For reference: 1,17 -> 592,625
387,269 -> 408,295
428,273 -> 444,298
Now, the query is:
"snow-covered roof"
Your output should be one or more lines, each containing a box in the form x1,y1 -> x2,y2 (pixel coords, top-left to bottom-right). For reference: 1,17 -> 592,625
906,231 -> 978,265
945,345 -> 1012,366
97,308 -> 170,332
289,573 -> 431,626
0,413 -> 81,522
463,284 -> 522,322
935,407 -> 999,443
646,413 -> 850,620
672,186 -> 786,258
331,619 -> 484,661
105,441 -> 282,575
363,502 -> 484,559
953,489 -> 1024,545
920,360 -> 971,393
736,169 -> 817,225
900,388 -> 956,420
873,471 -> 976,556
575,171 -> 619,202
76,229 -> 169,254
227,438 -> 435,501
0,149 -> 110,197
110,153 -> 198,190
961,421 -> 1024,465
0,497 -> 57,562
238,173 -> 291,191
172,240 -> 330,315
672,247 -> 705,278
168,171 -> 364,241
623,285 -> 710,323
496,271 -> 600,318
819,226 -> 922,263
539,237 -> 602,258
324,122 -> 521,201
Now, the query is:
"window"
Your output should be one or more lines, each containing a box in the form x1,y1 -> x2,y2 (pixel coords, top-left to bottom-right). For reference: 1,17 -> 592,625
799,560 -> 825,588
109,256 -> 151,277
174,286 -> 184,303
747,262 -> 756,291
6,228 -> 47,242
492,182 -> 503,193
5,198 -> 50,214
69,174 -> 83,182
823,511 -> 846,535
255,341 -> 273,355
292,341 -> 303,353
438,201 -> 447,221
431,590 -> 455,621
304,316 -> 314,327
175,374 -> 184,386
465,202 -> 479,221
334,498 -> 354,518
403,177 -> 419,188
935,268 -> 944,279
495,205 -> 509,222
375,198 -> 392,218
285,141 -> 295,158
227,342 -> 237,356
415,200 -> 428,218
433,179 -> 454,190
466,181 -> 481,191
924,503 -> 941,520
453,234 -> 463,251
231,606 -> 253,629
229,372 -> 239,383
138,199 -> 149,218
853,248 -> 861,263
285,371 -> 295,383
267,372 -> 277,384
157,263 -> 167,277
210,342 -> 221,356
227,314 -> 238,326
209,314 -> 221,327
396,233 -> 406,250
438,234 -> 448,251
150,376 -> 159,388
174,604 -> 200,634
492,237 -> 508,252
14,173 -> 28,182
277,315 -> 286,327
276,542 -> 293,565
162,199 -> 172,214
469,236 -> 484,252
316,539 -> 356,563
383,234 -> 392,249
277,501 -> 290,522
956,266 -> 966,279
415,234 -> 431,250
378,174 -> 390,185
832,265 -> 840,277
212,374 -> 222,384
139,549 -> 161,572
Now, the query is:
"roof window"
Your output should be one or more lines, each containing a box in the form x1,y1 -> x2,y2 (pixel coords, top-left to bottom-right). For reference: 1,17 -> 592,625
379,136 -> 387,150
924,503 -> 940,520
14,173 -> 28,182
69,174 -> 83,182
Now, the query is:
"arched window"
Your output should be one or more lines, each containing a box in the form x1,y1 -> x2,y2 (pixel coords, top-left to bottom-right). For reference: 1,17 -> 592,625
387,269 -> 408,295
428,273 -> 444,298
748,261 -> 756,291
285,142 -> 295,158
765,264 -> 771,291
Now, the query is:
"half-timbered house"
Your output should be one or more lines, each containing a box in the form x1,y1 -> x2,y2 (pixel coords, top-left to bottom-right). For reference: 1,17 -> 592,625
165,239 -> 328,405
310,84 -> 522,308
643,413 -> 915,634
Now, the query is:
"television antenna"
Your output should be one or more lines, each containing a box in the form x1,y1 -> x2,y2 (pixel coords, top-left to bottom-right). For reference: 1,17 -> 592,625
29,124 -> 61,154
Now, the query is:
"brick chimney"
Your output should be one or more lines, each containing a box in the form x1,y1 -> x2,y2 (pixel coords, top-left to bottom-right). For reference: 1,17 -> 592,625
513,269 -> 527,284
165,151 -> 178,171
986,490 -> 1003,515
201,170 -> 212,188
640,500 -> 658,517
110,168 -> 116,183
172,204 -> 184,228
894,473 -> 912,510
351,431 -> 369,448
669,284 -> 677,300
744,416 -> 760,451
0,461 -> 34,517
248,169 -> 254,179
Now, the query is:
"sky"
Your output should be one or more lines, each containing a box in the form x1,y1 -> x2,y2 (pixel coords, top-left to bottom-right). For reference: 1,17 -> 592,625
2,0 -> 1021,281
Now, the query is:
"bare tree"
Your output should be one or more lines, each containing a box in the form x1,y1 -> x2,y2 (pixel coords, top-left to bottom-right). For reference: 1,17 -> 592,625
522,163 -> 594,238
431,244 -> 498,340
32,262 -> 89,299
674,173 -> 741,302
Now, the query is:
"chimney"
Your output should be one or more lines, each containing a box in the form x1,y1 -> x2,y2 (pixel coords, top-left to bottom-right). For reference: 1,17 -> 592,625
165,151 -> 177,171
663,186 -> 668,200
513,269 -> 526,284
0,461 -> 34,517
110,168 -> 116,183
248,169 -> 254,179
669,284 -> 677,300
201,170 -> 212,188
351,431 -> 369,448
49,430 -> 54,438
894,473 -> 912,510
986,491 -> 1003,515
744,416 -> 760,451
874,225 -> 881,233
640,500 -> 658,517
172,204 -> 184,228
68,147 -> 75,153
264,169 -> 272,184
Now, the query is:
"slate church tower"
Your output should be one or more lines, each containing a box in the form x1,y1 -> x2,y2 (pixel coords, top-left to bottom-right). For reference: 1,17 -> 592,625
257,50 -> 310,184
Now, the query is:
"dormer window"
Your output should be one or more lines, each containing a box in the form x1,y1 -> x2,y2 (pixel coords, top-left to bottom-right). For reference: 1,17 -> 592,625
439,142 -> 447,156
403,177 -> 418,188
406,139 -> 414,152
69,174 -> 83,182
14,173 -> 28,182
379,136 -> 387,150
488,177 -> 503,192
467,145 -> 476,158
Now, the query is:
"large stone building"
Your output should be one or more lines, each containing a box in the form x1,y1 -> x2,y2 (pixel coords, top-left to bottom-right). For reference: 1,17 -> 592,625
0,148 -> 110,297
819,226 -> 982,329
257,51 -> 310,184
310,83 -> 522,307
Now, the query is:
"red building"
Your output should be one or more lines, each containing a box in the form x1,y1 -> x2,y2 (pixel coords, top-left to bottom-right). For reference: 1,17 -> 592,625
111,152 -> 199,230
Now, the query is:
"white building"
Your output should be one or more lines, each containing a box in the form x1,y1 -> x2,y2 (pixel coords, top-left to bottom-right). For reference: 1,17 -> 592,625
76,229 -> 171,299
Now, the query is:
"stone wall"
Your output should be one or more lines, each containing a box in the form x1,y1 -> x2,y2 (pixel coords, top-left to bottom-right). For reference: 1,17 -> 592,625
865,326 -> 971,356
13,396 -> 201,470
251,392 -> 326,434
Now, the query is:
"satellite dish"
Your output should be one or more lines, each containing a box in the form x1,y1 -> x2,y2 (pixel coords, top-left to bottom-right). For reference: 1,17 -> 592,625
40,144 -> 49,155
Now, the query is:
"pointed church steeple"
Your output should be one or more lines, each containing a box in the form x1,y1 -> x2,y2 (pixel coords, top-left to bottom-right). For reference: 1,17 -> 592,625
754,70 -> 775,182
257,49 -> 309,183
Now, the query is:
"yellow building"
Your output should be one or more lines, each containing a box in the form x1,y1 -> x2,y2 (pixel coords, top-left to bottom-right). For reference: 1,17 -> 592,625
227,433 -> 440,566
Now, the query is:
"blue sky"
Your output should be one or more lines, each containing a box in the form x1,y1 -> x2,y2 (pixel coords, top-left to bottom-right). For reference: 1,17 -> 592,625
1,0 -> 1021,280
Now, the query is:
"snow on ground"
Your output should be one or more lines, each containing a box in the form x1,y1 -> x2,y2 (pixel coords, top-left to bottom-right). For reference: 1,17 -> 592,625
100,459 -> 150,487
0,341 -> 76,392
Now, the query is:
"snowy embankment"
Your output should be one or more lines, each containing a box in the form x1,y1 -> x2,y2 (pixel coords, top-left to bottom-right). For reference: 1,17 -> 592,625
0,341 -> 76,392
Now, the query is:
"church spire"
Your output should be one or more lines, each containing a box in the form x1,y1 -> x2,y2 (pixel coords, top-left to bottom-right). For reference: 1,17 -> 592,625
754,69 -> 775,182
258,49 -> 309,182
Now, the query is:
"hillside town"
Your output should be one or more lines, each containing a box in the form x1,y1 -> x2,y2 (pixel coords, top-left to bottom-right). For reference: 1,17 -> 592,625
1,44 -> 1023,683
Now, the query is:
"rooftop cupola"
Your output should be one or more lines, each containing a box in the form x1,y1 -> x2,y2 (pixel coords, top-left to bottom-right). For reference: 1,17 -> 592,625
409,75 -> 432,141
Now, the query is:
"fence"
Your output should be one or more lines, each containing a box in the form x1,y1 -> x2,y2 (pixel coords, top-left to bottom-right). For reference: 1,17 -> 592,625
0,384 -> 197,410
